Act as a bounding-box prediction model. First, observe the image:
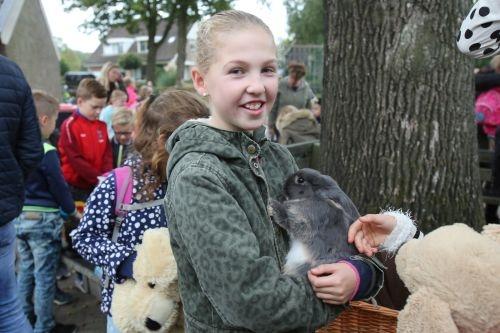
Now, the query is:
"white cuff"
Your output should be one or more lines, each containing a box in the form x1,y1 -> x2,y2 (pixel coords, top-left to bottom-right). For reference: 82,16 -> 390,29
379,209 -> 416,254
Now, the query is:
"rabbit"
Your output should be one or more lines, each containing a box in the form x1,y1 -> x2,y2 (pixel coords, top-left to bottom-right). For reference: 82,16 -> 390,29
268,168 -> 360,276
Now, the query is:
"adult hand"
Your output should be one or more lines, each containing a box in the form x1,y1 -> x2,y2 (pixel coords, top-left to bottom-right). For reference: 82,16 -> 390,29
348,214 -> 396,256
307,263 -> 357,305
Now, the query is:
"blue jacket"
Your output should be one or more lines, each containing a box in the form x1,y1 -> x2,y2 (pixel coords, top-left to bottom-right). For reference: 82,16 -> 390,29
0,56 -> 43,226
23,142 -> 75,214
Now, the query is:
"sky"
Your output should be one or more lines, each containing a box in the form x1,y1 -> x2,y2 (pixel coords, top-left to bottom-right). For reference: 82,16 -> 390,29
40,0 -> 289,54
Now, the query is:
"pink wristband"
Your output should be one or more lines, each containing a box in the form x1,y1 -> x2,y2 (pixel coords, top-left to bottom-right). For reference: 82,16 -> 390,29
339,260 -> 360,301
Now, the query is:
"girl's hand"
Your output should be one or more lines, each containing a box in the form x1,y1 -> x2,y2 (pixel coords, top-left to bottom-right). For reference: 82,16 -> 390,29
347,214 -> 396,256
307,263 -> 357,305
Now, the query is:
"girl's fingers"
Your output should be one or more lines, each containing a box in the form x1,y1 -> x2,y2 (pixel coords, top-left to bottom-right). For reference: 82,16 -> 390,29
354,232 -> 367,254
359,214 -> 386,225
348,220 -> 363,243
314,292 -> 344,302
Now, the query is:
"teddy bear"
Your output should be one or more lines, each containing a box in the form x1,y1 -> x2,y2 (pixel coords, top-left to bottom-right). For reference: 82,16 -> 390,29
111,228 -> 184,333
395,223 -> 500,333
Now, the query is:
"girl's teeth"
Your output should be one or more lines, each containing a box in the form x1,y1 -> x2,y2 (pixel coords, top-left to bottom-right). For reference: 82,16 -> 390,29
245,103 -> 262,110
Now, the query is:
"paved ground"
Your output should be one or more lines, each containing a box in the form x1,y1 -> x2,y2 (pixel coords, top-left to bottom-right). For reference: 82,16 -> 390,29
54,274 -> 105,333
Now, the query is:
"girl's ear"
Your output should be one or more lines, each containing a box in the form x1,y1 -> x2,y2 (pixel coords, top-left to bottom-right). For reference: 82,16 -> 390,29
191,67 -> 207,96
39,114 -> 48,125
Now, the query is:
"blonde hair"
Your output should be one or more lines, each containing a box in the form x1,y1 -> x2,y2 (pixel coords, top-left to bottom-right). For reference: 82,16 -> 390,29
111,107 -> 135,127
109,89 -> 127,104
32,89 -> 59,118
76,78 -> 107,100
138,85 -> 153,101
133,90 -> 210,200
99,61 -> 120,91
196,10 -> 275,73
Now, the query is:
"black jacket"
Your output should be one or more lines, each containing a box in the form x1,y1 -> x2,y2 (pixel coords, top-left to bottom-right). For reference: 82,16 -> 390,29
0,56 -> 43,225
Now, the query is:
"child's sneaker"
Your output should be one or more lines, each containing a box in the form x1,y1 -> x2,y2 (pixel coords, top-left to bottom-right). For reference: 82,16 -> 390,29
53,287 -> 74,306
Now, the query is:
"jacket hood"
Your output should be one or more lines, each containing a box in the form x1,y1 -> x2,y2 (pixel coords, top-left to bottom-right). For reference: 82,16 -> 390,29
276,108 -> 318,133
166,120 -> 268,178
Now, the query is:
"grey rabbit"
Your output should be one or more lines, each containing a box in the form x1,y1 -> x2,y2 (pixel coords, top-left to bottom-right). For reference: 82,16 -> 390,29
268,168 -> 360,276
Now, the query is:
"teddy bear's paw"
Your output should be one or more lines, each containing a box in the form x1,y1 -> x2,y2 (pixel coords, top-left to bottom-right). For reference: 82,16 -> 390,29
398,288 -> 459,333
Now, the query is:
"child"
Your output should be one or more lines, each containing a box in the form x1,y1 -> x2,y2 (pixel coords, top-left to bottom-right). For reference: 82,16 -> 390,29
14,90 -> 80,333
58,78 -> 113,201
100,89 -> 128,139
110,107 -> 135,167
70,90 -> 209,332
165,10 -> 412,332
123,76 -> 138,109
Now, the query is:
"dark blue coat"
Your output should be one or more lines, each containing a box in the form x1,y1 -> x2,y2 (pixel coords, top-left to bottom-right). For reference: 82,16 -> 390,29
0,56 -> 43,226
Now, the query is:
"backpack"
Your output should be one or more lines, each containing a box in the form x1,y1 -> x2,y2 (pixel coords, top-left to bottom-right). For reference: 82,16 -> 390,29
111,166 -> 133,242
103,165 -> 163,287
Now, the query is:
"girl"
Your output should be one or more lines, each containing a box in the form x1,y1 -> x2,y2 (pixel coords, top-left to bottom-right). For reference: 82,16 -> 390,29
99,62 -> 127,103
71,90 -> 209,332
165,10 -> 412,332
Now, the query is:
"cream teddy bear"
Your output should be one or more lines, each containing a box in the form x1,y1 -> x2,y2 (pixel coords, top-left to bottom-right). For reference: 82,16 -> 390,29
111,228 -> 183,333
395,223 -> 500,333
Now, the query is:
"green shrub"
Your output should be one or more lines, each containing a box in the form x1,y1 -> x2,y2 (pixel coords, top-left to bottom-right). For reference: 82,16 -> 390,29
156,69 -> 177,89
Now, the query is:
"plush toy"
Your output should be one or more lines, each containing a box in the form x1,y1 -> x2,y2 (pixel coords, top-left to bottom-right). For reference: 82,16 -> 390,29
395,223 -> 500,333
111,228 -> 183,333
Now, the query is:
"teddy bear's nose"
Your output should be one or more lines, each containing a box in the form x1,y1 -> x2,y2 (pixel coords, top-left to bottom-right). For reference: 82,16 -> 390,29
145,317 -> 161,331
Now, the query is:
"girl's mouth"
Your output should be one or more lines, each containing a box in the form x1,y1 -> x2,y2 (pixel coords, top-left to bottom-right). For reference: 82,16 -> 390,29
242,102 -> 264,110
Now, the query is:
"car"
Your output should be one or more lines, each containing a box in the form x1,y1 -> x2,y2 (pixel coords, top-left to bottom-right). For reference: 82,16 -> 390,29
64,71 -> 96,96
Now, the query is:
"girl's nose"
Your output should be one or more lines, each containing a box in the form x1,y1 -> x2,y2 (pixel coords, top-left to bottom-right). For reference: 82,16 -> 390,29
246,75 -> 265,95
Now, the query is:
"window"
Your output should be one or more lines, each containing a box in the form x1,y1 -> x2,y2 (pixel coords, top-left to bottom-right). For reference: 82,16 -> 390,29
138,40 -> 148,53
103,43 -> 124,56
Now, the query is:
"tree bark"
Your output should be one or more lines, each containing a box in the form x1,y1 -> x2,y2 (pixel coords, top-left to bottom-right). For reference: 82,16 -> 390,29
175,10 -> 188,88
146,37 -> 159,83
322,0 -> 483,232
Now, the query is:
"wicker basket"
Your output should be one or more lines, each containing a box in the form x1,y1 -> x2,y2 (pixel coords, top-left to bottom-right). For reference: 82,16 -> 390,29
316,301 -> 398,333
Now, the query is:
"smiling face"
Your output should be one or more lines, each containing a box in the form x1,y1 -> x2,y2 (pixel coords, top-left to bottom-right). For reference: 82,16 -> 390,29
192,26 -> 278,132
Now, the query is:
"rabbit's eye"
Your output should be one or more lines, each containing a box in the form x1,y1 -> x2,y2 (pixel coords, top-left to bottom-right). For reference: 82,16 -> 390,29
148,282 -> 156,289
296,176 -> 305,184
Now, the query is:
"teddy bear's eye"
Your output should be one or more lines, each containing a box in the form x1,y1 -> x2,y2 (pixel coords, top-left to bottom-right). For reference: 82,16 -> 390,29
148,282 -> 156,289
296,176 -> 305,184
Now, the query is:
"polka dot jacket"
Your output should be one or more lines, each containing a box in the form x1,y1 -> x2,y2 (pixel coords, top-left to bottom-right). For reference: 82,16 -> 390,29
457,0 -> 500,58
70,154 -> 167,315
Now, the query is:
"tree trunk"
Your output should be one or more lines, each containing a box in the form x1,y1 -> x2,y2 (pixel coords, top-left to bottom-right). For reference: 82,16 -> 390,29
175,10 -> 188,88
322,0 -> 483,232
146,42 -> 159,83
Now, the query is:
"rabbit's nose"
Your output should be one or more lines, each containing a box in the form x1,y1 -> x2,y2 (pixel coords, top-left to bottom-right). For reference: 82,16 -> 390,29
145,317 -> 162,331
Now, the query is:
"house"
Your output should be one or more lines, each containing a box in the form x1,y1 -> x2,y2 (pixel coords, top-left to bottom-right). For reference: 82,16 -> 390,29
0,0 -> 61,99
85,21 -> 196,80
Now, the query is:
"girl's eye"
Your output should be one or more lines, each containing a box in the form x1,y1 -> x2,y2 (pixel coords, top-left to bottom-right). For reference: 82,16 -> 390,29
229,68 -> 244,75
263,67 -> 276,74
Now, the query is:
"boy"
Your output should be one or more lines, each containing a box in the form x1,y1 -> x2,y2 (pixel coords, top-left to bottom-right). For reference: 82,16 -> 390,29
14,90 -> 79,333
0,55 -> 42,333
58,78 -> 113,201
100,89 -> 128,138
110,107 -> 135,167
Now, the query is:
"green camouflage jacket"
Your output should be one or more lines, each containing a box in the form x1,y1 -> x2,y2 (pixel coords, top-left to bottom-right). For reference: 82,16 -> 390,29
165,121 -> 382,332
